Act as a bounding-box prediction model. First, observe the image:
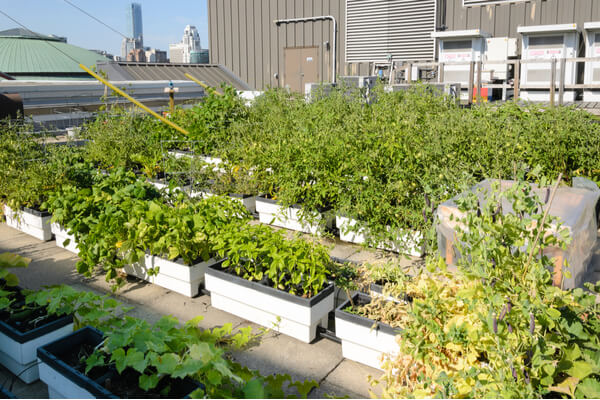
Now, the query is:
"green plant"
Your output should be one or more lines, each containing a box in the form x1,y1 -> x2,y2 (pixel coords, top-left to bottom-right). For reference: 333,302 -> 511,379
370,173 -> 600,398
213,223 -> 332,297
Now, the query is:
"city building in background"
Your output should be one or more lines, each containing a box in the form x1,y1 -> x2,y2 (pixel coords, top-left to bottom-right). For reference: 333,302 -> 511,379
169,25 -> 204,64
126,48 -> 146,62
121,2 -> 144,59
145,48 -> 168,63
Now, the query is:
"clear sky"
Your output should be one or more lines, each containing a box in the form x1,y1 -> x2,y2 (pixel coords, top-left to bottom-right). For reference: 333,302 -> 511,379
0,0 -> 209,57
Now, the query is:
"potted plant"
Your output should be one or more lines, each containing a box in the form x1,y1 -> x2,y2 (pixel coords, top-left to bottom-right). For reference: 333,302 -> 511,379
206,224 -> 335,343
37,326 -> 203,398
334,293 -> 404,370
123,196 -> 250,297
0,253 -> 74,383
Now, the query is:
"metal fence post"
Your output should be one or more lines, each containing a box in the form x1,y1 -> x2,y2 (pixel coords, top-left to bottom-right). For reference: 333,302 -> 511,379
514,60 -> 520,101
468,61 -> 475,105
559,58 -> 566,106
476,60 -> 483,103
550,58 -> 557,107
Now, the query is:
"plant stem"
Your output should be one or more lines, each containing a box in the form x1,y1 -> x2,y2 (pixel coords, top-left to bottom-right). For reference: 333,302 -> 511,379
523,173 -> 562,283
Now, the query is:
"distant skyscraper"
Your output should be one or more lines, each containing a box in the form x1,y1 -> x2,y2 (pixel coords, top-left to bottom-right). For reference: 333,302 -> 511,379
127,3 -> 143,43
121,3 -> 143,59
169,25 -> 202,63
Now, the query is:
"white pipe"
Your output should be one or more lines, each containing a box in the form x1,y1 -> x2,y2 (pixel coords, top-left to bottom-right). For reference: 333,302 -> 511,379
273,16 -> 337,84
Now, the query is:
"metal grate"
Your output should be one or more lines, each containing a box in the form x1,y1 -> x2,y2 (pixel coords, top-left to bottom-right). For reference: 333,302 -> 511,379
463,0 -> 529,6
346,0 -> 436,63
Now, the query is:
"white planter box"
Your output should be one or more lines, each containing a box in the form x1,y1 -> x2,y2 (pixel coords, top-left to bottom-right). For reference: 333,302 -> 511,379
335,294 -> 400,370
3,205 -> 53,241
0,312 -> 73,383
205,266 -> 334,343
256,197 -> 331,235
50,223 -> 78,254
336,215 -> 423,257
123,254 -> 221,297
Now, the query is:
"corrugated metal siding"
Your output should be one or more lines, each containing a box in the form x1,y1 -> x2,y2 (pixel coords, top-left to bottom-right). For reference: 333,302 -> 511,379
346,0 -> 436,62
445,0 -> 600,38
209,0 -> 371,90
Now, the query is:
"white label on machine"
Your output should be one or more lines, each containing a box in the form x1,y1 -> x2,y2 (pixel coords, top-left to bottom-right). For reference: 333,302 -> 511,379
442,52 -> 471,62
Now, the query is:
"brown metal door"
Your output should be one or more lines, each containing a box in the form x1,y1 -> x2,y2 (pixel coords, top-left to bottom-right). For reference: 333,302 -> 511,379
284,47 -> 319,92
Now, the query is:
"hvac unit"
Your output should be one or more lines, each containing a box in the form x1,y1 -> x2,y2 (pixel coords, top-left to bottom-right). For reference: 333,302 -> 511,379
518,24 -> 579,102
484,37 -> 518,81
431,29 -> 490,100
338,76 -> 378,89
583,22 -> 600,101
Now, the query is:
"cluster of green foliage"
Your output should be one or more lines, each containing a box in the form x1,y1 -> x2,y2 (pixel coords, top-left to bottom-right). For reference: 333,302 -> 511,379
44,169 -> 333,297
0,126 -> 93,211
213,223 -> 333,297
340,174 -> 600,398
32,84 -> 600,256
44,169 -> 250,288
0,260 -> 317,398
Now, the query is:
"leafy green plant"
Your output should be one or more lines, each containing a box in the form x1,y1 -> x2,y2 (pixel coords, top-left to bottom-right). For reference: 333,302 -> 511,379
213,223 -> 332,297
369,174 -> 600,398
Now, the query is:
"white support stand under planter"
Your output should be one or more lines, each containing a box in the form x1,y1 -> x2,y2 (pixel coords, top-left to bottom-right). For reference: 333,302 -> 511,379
0,310 -> 73,383
336,215 -> 423,257
256,197 -> 331,235
3,205 -> 53,242
123,255 -> 222,297
335,293 -> 400,370
205,266 -> 334,343
50,223 -> 78,254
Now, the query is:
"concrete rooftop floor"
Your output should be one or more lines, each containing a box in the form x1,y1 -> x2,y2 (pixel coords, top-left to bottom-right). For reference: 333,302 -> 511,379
1,222 -> 599,399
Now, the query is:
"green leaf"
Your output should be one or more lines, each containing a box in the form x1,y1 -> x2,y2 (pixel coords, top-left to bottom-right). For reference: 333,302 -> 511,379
111,348 -> 127,374
576,378 -> 600,399
206,369 -> 222,386
139,373 -> 160,391
243,378 -> 265,399
568,361 -> 594,380
189,343 -> 214,364
0,252 -> 31,269
546,307 -> 561,320
151,353 -> 179,375
85,352 -> 105,375
125,348 -> 147,373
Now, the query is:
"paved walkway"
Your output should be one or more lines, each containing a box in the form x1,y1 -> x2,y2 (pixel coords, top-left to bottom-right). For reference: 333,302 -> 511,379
0,223 -> 387,399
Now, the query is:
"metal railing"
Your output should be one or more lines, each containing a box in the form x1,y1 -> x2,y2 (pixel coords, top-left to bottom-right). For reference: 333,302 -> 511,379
354,57 -> 600,106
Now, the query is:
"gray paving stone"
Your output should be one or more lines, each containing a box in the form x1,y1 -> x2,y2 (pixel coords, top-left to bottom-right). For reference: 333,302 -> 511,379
322,359 -> 384,399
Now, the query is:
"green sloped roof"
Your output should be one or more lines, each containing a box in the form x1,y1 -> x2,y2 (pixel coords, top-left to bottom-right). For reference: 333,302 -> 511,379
0,37 -> 109,76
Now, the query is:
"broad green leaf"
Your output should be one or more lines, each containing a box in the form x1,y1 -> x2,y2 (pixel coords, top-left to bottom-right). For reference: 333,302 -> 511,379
151,353 -> 179,375
125,348 -> 147,373
139,373 -> 160,391
576,378 -> 600,399
568,361 -> 594,380
243,378 -> 265,399
110,348 -> 127,374
0,252 -> 31,269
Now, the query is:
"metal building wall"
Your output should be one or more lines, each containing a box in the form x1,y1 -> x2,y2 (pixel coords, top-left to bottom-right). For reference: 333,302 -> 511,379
208,0 -> 362,90
444,0 -> 600,38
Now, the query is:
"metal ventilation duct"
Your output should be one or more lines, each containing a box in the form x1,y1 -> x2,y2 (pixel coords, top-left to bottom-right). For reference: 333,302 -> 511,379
345,0 -> 436,63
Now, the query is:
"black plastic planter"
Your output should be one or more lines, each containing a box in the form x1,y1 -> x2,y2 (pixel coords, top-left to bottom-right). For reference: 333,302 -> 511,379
37,327 -> 203,399
0,287 -> 74,383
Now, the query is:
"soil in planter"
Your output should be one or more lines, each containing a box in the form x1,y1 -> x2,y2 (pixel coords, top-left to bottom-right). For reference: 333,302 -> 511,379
60,343 -> 110,382
0,290 -> 64,334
